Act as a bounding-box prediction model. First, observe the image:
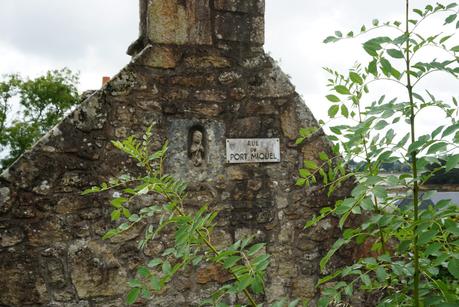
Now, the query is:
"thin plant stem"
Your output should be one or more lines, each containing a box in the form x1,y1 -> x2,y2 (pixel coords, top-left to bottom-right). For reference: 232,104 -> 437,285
405,0 -> 420,305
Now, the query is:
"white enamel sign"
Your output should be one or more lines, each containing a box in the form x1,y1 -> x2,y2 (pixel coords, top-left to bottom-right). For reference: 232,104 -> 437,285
226,138 -> 281,164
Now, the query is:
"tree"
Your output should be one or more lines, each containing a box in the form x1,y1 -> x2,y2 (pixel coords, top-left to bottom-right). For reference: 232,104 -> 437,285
298,1 -> 459,306
0,68 -> 80,169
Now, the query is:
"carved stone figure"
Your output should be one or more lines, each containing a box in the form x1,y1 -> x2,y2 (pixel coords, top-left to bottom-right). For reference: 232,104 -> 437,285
190,130 -> 204,166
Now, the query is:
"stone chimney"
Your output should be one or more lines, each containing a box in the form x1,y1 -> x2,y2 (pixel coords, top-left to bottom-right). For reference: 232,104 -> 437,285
128,0 -> 264,55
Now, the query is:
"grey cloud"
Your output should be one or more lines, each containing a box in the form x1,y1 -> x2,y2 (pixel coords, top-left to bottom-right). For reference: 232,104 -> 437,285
0,0 -> 456,120
0,0 -> 138,64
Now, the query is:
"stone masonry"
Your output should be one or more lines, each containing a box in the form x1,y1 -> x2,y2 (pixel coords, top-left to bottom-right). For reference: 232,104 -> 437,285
0,1 -> 353,306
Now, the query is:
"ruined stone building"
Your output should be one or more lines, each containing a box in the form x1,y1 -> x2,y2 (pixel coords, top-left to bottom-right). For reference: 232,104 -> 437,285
0,1 -> 350,306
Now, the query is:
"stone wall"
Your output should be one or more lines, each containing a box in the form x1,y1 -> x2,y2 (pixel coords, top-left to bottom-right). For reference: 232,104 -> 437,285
0,1 -> 353,306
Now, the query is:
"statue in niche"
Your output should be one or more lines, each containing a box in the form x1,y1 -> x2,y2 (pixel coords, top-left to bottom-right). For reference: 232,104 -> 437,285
190,129 -> 205,167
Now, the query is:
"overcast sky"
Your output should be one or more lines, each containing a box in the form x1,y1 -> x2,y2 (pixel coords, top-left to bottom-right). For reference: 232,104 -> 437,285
0,0 -> 457,136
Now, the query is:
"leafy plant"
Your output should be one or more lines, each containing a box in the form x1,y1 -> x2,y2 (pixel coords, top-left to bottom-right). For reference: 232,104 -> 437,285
298,1 -> 459,306
83,127 -> 303,306
0,68 -> 79,169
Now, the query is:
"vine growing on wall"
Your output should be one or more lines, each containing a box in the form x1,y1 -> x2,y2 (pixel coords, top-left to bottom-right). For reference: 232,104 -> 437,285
298,1 -> 459,306
83,127 -> 302,307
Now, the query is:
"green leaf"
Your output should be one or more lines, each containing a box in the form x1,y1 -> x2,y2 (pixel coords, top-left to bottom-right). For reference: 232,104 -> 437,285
364,44 -> 379,57
128,214 -> 140,222
162,261 -> 172,275
334,85 -> 351,95
418,230 -> 438,245
123,207 -> 131,218
361,274 -> 371,286
413,9 -> 423,16
328,105 -> 340,118
341,105 -> 349,118
248,243 -> 265,256
295,137 -> 305,145
319,151 -> 329,161
237,274 -> 253,291
250,275 -> 264,294
374,120 -> 388,130
440,35 -> 454,44
368,60 -> 378,76
299,127 -> 316,138
223,256 -> 240,269
376,267 -> 387,282
427,141 -> 448,155
451,45 -> 459,52
447,258 -> 459,279
387,49 -> 404,59
148,258 -> 162,268
102,229 -> 118,240
326,94 -> 340,102
304,160 -> 318,170
150,275 -> 161,291
299,168 -> 311,178
442,123 -> 459,138
444,14 -> 457,25
288,299 -> 301,307
128,279 -> 143,288
111,209 -> 121,221
380,58 -> 392,76
408,139 -> 425,154
296,178 -> 306,186
111,197 -> 128,208
446,223 -> 459,236
336,198 -> 355,215
324,36 -> 338,43
127,288 -> 141,305
349,72 -> 363,85
192,255 -> 203,266
425,242 -> 442,256
137,267 -> 150,278
445,154 -> 459,172
320,238 -> 347,271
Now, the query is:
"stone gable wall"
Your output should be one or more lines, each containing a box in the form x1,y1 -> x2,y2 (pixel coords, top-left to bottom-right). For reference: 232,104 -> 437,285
0,1 -> 353,306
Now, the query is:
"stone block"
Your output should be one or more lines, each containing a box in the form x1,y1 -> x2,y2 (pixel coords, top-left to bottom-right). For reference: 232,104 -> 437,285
0,253 -> 48,306
226,166 -> 249,181
218,71 -> 242,85
45,258 -> 67,289
228,117 -> 261,138
250,66 -> 295,99
214,0 -> 264,15
0,187 -> 11,213
147,0 -> 212,45
194,89 -> 227,102
68,240 -> 128,299
215,13 -> 264,45
292,277 -> 317,299
184,54 -> 230,69
186,102 -> 224,117
135,45 -> 180,69
0,227 -> 24,248
196,264 -> 232,284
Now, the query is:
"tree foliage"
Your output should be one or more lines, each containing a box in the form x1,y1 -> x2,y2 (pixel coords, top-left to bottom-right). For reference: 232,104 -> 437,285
0,68 -> 80,169
298,1 -> 459,306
